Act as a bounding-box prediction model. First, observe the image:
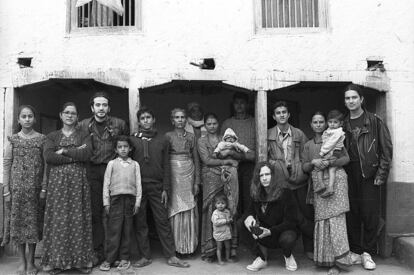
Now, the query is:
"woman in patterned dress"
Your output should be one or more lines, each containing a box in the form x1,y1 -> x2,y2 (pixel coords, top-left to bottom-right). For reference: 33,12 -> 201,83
41,102 -> 94,274
2,105 -> 46,275
166,108 -> 200,255
302,112 -> 352,275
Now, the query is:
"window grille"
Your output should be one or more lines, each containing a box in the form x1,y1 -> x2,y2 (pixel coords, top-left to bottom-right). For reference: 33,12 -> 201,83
67,0 -> 141,32
257,0 -> 328,31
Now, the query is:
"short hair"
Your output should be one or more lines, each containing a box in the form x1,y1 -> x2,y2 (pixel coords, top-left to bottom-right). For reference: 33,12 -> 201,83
232,92 -> 249,103
214,193 -> 227,206
204,112 -> 219,124
327,110 -> 344,121
18,105 -> 37,119
137,106 -> 155,120
344,83 -> 364,98
272,101 -> 289,113
89,91 -> 110,107
113,135 -> 132,148
60,102 -> 78,113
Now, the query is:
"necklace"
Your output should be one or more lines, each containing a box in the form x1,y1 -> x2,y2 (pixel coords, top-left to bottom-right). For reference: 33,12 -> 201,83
62,128 -> 75,137
19,130 -> 35,139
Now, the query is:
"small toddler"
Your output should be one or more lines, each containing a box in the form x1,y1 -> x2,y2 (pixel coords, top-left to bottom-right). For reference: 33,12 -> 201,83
211,194 -> 233,265
100,136 -> 142,271
314,110 -> 345,197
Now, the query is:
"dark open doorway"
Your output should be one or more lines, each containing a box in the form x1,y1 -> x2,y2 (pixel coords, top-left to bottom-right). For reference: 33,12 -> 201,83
267,82 -> 385,137
15,79 -> 128,134
140,80 -> 254,135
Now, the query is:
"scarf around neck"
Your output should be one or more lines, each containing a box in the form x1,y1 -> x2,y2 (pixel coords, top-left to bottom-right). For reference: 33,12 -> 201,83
135,128 -> 157,163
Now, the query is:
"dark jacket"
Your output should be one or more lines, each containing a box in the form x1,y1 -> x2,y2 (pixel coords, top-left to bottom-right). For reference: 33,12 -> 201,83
268,125 -> 308,190
130,132 -> 171,192
344,111 -> 393,182
43,129 -> 92,166
246,189 -> 298,238
78,116 -> 129,164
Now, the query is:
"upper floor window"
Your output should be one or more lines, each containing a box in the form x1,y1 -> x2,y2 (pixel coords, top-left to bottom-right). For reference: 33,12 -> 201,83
67,0 -> 142,33
255,0 -> 329,33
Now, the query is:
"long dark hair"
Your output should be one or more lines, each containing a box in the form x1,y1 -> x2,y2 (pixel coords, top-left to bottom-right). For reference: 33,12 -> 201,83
250,161 -> 283,202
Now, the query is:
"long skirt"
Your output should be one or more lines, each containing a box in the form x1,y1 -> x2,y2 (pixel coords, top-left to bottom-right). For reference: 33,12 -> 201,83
314,214 -> 351,267
41,163 -> 93,271
169,155 -> 198,254
201,168 -> 238,259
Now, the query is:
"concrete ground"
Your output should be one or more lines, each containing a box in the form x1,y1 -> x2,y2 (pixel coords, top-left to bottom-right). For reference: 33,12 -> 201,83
0,242 -> 412,275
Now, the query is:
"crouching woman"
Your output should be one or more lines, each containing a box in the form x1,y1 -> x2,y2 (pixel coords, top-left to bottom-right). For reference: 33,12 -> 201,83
239,161 -> 299,272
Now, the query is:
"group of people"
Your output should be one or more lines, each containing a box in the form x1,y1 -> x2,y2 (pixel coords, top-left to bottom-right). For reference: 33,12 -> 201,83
1,84 -> 392,275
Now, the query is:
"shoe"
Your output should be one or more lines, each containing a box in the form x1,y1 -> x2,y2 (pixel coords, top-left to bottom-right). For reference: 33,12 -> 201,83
284,254 -> 298,271
361,252 -> 376,270
349,251 -> 362,264
246,256 -> 267,271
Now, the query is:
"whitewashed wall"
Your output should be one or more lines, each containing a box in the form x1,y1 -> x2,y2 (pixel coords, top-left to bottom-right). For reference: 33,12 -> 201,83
0,0 -> 414,184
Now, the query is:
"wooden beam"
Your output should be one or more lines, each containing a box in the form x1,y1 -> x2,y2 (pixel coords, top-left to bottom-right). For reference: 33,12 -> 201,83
255,89 -> 268,162
128,86 -> 140,134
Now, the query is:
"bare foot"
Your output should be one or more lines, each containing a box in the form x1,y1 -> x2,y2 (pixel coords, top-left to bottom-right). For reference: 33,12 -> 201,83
218,260 -> 224,265
327,266 -> 340,275
26,263 -> 38,275
16,261 -> 26,275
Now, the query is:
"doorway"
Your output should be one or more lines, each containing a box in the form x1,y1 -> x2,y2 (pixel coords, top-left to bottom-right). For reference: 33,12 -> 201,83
15,78 -> 129,134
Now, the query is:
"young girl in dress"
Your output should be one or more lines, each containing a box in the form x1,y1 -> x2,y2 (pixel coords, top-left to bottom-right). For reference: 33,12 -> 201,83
211,194 -> 233,265
2,105 -> 46,275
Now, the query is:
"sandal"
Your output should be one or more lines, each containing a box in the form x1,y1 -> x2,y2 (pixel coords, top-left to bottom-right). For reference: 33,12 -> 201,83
99,261 -> 111,271
167,257 -> 190,268
117,260 -> 131,271
26,268 -> 38,275
48,269 -> 62,275
77,267 -> 92,274
132,258 -> 152,268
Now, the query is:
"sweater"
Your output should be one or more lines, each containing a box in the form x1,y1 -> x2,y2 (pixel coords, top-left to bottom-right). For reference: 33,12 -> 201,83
130,132 -> 171,191
221,116 -> 256,152
245,189 -> 298,238
103,157 -> 142,206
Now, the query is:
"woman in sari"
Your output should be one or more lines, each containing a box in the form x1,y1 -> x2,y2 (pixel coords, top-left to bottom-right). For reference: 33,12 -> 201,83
197,113 -> 239,262
302,112 -> 352,275
166,108 -> 200,255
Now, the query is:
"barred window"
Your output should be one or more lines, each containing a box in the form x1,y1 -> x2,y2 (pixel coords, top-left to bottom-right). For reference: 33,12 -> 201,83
256,0 -> 328,32
67,0 -> 142,32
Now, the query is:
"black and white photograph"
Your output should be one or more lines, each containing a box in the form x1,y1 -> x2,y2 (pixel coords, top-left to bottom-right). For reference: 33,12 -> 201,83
0,0 -> 413,274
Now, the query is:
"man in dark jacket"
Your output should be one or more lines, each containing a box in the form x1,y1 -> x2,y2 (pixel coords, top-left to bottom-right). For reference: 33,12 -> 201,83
130,107 -> 189,268
78,92 -> 129,264
343,84 -> 393,270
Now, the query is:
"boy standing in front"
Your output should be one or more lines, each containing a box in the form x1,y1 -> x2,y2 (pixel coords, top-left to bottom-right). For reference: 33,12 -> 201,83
100,136 -> 141,271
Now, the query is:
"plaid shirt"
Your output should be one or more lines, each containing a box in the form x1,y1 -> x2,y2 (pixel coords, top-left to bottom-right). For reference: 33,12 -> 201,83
78,116 -> 129,164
